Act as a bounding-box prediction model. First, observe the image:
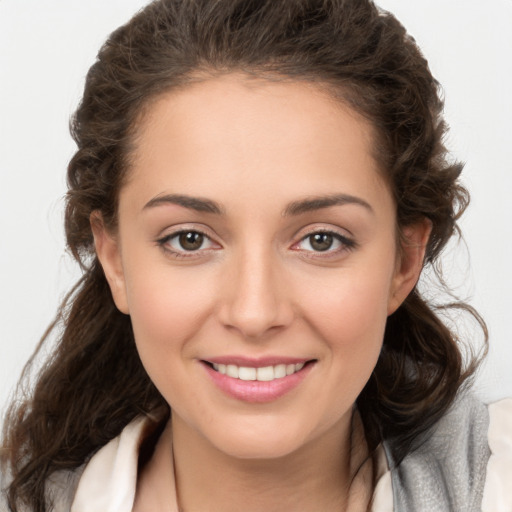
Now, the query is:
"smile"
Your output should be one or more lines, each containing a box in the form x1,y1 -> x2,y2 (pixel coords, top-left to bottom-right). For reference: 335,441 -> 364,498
211,362 -> 305,382
202,358 -> 315,403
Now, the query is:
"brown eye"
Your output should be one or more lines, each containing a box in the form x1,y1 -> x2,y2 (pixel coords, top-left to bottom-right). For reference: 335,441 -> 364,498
309,233 -> 334,252
294,230 -> 355,256
158,229 -> 218,257
178,231 -> 205,251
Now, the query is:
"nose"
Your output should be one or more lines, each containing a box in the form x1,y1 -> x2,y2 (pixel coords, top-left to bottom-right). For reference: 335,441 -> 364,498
218,246 -> 294,339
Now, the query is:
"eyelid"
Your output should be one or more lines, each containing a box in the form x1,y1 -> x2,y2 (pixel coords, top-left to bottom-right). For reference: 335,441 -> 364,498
155,223 -> 356,259
292,223 -> 354,242
290,225 -> 357,255
156,225 -> 222,258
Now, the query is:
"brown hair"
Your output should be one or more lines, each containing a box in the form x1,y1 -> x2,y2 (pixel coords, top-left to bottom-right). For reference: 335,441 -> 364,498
2,0 -> 486,510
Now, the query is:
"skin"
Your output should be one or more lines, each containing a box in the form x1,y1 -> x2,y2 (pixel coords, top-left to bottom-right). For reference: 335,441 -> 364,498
93,75 -> 430,511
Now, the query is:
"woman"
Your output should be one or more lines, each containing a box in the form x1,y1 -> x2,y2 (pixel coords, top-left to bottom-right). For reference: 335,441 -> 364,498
2,0 -> 511,510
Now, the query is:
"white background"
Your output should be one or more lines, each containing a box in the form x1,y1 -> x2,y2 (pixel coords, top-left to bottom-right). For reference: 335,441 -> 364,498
1,0 -> 511,418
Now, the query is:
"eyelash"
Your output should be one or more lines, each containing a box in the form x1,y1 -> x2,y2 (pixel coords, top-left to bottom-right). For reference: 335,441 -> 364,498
156,228 -> 357,259
156,229 -> 218,259
293,230 -> 357,258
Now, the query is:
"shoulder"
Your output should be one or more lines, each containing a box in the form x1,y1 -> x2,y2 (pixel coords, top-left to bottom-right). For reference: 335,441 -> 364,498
384,393 -> 502,512
1,414 -> 163,512
1,464 -> 83,512
0,464 -> 12,511
482,397 -> 512,511
45,467 -> 85,512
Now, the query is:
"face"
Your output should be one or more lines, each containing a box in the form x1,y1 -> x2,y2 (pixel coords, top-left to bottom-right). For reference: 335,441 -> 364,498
94,75 -> 428,460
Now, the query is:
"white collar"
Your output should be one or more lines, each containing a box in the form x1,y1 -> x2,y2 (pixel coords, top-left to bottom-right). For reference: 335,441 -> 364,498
71,415 -> 179,512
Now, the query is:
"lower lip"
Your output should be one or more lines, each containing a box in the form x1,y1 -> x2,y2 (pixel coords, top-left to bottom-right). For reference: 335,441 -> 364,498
202,362 -> 314,403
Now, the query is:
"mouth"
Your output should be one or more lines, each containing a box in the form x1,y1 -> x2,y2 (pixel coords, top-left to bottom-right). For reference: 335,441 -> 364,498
200,358 -> 316,402
203,361 -> 312,382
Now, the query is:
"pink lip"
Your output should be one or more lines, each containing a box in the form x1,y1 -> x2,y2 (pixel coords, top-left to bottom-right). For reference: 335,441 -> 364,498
201,359 -> 315,403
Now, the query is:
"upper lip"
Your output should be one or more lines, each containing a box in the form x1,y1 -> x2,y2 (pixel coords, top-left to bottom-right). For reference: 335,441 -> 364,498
202,356 -> 314,368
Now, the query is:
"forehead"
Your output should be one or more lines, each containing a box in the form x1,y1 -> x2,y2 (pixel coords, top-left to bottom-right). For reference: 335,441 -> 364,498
123,75 -> 390,215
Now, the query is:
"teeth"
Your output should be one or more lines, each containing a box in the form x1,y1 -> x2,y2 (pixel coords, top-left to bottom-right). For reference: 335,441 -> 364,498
239,367 -> 256,381
274,364 -> 287,379
256,366 -> 274,381
226,364 -> 239,378
211,362 -> 307,381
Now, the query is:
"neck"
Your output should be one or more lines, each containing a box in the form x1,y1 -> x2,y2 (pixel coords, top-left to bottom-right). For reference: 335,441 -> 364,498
171,410 -> 372,512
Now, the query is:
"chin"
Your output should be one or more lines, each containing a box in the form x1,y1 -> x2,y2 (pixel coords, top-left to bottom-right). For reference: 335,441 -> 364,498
199,413 -> 325,461
214,431 -> 307,460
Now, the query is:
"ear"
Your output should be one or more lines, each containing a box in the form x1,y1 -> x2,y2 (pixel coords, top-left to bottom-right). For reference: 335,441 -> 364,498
90,211 -> 130,314
387,219 -> 432,315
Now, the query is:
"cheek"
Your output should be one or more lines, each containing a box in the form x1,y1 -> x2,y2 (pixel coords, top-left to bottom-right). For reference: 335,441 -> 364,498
123,260 -> 217,366
286,266 -> 393,435
123,265 -> 220,417
296,263 -> 394,365
305,268 -> 391,327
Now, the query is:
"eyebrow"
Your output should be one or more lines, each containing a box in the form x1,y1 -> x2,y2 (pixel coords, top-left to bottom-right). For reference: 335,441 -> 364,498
143,194 -> 224,214
283,194 -> 374,216
142,192 -> 373,216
